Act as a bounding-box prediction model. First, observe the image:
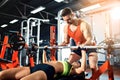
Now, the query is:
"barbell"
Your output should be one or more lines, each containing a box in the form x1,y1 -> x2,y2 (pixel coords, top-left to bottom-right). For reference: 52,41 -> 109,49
9,35 -> 25,51
38,44 -> 120,49
0,35 -> 25,51
1,35 -> 120,51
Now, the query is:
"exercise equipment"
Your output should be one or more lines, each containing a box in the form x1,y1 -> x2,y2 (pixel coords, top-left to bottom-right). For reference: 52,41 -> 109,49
0,33 -> 35,69
0,35 -> 20,69
38,42 -> 100,50
26,43 -> 38,67
0,58 -> 12,63
50,26 -> 57,61
39,46 -> 100,49
38,44 -> 119,49
0,35 -> 25,51
42,26 -> 57,63
9,35 -> 25,51
21,17 -> 43,64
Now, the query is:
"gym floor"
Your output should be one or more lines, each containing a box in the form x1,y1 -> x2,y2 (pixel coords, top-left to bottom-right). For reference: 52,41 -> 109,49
85,65 -> 120,80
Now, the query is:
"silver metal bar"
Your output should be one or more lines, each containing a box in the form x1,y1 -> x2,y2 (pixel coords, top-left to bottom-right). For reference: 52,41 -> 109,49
38,45 -> 107,49
38,44 -> 120,49
113,44 -> 120,49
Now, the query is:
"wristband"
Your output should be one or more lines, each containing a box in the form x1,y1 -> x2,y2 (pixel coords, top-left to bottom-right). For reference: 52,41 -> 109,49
43,47 -> 48,51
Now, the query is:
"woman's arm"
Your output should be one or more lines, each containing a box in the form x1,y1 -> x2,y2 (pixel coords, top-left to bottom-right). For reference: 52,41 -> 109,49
42,48 -> 48,63
72,50 -> 86,74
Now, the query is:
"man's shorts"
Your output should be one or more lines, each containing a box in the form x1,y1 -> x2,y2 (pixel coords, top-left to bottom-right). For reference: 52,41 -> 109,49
70,38 -> 97,56
72,48 -> 97,56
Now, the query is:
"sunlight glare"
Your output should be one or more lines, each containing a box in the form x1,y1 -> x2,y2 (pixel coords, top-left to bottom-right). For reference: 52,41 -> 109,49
110,7 -> 120,19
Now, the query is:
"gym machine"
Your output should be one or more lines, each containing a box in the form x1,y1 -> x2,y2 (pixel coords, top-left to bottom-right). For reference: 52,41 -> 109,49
21,17 -> 49,65
0,32 -> 25,70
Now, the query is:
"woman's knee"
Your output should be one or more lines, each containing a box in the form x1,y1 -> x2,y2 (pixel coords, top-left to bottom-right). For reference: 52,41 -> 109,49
15,67 -> 30,80
0,72 -> 2,79
89,56 -> 98,68
89,52 -> 98,60
0,72 -> 6,80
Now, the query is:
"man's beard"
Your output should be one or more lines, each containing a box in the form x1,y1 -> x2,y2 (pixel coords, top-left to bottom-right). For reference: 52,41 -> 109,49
67,19 -> 73,24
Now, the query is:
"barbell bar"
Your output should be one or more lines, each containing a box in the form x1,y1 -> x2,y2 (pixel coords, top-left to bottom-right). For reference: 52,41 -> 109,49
39,45 -> 105,49
38,44 -> 120,49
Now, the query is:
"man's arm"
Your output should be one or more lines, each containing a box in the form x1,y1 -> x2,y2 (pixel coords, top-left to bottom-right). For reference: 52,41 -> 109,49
59,25 -> 70,46
80,21 -> 93,46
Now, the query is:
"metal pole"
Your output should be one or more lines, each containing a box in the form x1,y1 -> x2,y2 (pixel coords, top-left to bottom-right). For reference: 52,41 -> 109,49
36,19 -> 40,64
20,20 -> 27,66
57,10 -> 63,61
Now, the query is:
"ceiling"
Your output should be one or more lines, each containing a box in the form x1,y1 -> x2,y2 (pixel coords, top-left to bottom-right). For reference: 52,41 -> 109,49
0,0 -> 119,34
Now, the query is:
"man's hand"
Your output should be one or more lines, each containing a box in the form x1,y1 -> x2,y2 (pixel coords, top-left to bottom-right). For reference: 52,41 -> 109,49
59,41 -> 68,46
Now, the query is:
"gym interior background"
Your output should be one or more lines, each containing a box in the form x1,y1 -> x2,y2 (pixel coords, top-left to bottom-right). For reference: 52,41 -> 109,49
0,0 -> 120,80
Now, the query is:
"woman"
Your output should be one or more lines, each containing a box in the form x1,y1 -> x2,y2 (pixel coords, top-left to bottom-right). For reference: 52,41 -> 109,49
0,47 -> 86,80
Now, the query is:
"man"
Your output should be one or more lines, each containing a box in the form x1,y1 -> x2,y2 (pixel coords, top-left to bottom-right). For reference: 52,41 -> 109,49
0,47 -> 86,80
59,7 -> 98,75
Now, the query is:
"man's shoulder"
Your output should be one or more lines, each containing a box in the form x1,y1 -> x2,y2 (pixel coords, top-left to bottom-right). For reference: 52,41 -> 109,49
80,20 -> 87,24
80,20 -> 90,27
79,20 -> 91,31
64,24 -> 69,29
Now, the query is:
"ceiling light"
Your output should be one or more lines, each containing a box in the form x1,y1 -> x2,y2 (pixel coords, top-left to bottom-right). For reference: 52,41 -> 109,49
9,19 -> 18,24
31,6 -> 45,14
55,17 -> 58,20
80,4 -> 101,12
41,19 -> 50,23
54,0 -> 64,3
1,24 -> 8,28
